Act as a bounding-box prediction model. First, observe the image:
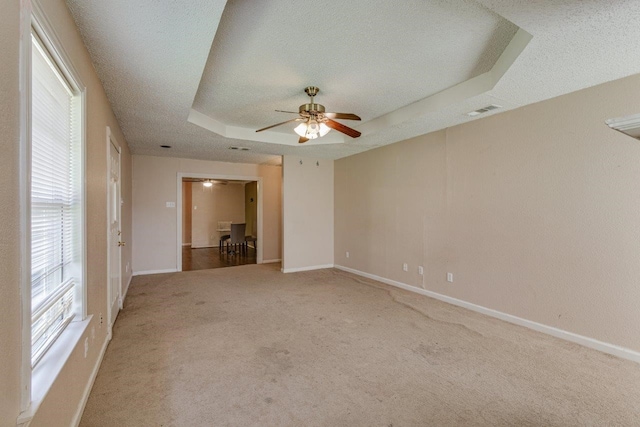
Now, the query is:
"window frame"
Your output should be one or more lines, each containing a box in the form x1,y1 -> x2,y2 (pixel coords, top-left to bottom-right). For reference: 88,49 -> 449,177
19,0 -> 87,418
30,28 -> 83,367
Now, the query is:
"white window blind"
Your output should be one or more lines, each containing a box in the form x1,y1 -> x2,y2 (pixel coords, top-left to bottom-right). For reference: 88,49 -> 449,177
31,33 -> 82,366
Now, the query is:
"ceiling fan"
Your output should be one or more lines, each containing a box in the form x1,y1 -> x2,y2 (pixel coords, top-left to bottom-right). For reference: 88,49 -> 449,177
256,86 -> 362,144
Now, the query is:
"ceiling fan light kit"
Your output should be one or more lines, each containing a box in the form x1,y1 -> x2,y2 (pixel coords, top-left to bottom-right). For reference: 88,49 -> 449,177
294,121 -> 331,139
256,86 -> 362,144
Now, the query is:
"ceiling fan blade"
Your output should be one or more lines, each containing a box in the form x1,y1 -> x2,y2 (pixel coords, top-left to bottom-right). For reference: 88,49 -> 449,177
275,110 -> 299,114
298,137 -> 309,144
324,119 -> 361,138
256,118 -> 301,132
324,113 -> 361,121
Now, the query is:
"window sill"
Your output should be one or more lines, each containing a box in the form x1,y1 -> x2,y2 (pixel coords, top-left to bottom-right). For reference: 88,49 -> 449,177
17,315 -> 92,426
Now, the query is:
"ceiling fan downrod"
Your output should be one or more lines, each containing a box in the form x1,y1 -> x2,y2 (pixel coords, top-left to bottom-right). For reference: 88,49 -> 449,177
300,86 -> 324,116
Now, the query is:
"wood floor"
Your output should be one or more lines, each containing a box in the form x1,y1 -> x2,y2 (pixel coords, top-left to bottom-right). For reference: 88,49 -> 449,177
182,245 -> 256,271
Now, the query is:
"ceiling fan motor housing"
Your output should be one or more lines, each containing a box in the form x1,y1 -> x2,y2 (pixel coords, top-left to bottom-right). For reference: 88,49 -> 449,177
299,103 -> 325,115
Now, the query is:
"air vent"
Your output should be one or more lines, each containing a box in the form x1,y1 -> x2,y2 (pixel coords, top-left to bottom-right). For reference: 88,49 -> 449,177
467,104 -> 502,117
229,146 -> 250,151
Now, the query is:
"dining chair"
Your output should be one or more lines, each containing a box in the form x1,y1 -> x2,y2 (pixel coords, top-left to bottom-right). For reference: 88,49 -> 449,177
244,235 -> 257,252
218,221 -> 232,250
229,223 -> 246,254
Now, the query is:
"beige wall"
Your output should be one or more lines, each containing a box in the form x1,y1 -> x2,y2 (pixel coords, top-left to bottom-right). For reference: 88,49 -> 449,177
1,0 -> 133,426
245,181 -> 258,238
132,155 -> 282,272
191,182 -> 245,248
261,166 -> 283,263
282,156 -> 334,271
182,181 -> 192,245
335,73 -> 640,353
1,1 -> 22,425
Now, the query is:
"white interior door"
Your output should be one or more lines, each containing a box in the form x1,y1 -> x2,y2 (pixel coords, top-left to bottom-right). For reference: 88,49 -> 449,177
108,136 -> 122,332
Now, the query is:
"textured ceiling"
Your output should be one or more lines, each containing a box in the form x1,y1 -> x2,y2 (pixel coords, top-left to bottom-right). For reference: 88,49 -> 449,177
193,0 -> 517,127
66,0 -> 640,165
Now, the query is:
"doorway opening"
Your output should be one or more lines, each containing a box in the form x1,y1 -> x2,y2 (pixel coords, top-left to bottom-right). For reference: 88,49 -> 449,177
179,176 -> 260,271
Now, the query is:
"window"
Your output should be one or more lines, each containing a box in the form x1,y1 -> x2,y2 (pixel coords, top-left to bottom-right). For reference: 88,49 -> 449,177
30,31 -> 84,366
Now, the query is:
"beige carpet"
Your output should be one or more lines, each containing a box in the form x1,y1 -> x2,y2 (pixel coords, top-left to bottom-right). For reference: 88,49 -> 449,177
80,264 -> 640,426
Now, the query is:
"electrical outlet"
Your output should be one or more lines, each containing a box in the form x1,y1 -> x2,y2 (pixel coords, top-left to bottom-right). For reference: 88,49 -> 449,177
447,273 -> 454,283
84,337 -> 89,358
346,251 -> 350,258
403,263 -> 408,272
100,313 -> 103,326
165,201 -> 176,208
418,266 -> 424,275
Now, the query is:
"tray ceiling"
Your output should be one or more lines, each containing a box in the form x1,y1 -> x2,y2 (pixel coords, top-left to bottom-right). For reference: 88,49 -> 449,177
66,0 -> 640,165
193,0 -> 518,127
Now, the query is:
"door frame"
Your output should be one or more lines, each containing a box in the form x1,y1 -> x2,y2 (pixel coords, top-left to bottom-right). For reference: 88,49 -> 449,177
176,173 -> 264,270
106,126 -> 122,338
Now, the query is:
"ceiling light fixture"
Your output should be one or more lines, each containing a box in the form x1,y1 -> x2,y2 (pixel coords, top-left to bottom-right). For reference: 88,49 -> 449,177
203,180 -> 213,187
605,113 -> 640,140
293,119 -> 331,140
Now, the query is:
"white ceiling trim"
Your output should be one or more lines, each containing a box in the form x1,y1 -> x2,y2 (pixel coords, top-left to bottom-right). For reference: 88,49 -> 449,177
360,28 -> 532,136
187,28 -> 531,146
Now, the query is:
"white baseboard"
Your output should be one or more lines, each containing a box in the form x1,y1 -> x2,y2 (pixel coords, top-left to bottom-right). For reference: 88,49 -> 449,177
132,268 -> 178,276
334,265 -> 640,364
71,332 -> 110,427
262,258 -> 281,264
282,264 -> 334,273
